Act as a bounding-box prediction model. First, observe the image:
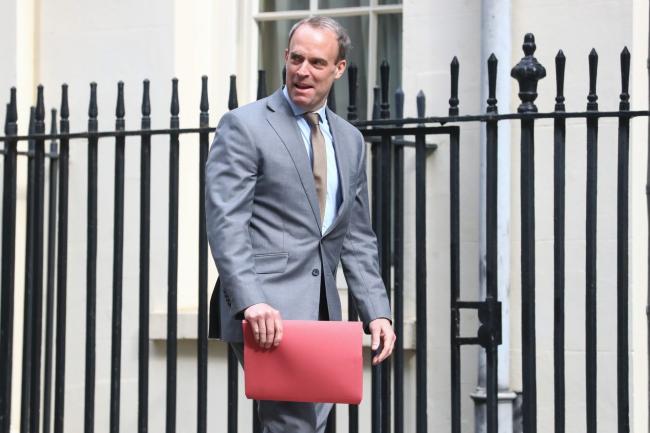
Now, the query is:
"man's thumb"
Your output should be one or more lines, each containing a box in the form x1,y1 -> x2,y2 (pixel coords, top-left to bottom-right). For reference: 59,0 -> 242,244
371,331 -> 380,350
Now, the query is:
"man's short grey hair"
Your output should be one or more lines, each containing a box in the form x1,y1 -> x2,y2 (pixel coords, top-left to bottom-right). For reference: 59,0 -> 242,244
287,16 -> 352,62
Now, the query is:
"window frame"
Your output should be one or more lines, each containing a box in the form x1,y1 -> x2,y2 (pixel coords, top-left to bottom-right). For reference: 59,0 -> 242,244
249,0 -> 403,119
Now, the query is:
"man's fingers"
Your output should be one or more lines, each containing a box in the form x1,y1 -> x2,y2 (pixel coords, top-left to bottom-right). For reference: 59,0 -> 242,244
264,316 -> 275,348
370,329 -> 381,351
273,317 -> 283,346
258,318 -> 267,346
372,329 -> 396,365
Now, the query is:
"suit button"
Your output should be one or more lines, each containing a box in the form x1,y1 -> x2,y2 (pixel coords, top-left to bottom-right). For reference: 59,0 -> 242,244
312,269 -> 320,277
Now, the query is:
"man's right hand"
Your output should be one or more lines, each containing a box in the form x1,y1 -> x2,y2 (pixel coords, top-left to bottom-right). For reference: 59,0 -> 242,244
243,303 -> 283,349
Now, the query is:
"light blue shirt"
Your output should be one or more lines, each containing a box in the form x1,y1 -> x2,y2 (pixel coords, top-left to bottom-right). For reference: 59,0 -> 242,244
282,86 -> 341,234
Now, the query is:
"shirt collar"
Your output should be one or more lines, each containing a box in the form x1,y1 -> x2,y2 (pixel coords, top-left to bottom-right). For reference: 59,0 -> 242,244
282,86 -> 328,124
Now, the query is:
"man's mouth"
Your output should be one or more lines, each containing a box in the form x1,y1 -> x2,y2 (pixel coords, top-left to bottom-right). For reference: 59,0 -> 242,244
294,83 -> 312,90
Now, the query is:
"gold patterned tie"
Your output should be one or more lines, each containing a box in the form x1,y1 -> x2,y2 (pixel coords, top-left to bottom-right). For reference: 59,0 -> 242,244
304,112 -> 327,224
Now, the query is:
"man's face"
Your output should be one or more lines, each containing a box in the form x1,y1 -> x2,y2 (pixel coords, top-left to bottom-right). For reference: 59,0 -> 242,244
284,24 -> 347,112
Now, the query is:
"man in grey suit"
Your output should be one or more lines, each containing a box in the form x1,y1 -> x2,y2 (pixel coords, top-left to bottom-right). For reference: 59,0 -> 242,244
206,16 -> 395,433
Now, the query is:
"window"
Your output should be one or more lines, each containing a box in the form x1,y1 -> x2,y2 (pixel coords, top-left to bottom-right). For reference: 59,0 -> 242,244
255,0 -> 402,120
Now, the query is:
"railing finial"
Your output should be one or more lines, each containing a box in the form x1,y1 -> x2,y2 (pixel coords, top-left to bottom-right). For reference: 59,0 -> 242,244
200,76 -> 209,113
511,33 -> 546,113
587,48 -> 599,111
228,75 -> 238,110
449,56 -> 459,116
620,47 -> 630,111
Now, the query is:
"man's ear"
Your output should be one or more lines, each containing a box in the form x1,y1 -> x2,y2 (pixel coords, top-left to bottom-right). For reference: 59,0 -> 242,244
284,48 -> 289,63
334,59 -> 347,80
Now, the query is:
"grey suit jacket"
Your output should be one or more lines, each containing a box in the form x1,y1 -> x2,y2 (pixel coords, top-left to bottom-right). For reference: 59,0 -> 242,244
206,88 -> 391,342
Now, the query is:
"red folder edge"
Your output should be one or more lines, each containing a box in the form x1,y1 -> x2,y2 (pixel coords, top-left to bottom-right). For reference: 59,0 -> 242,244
242,320 -> 363,404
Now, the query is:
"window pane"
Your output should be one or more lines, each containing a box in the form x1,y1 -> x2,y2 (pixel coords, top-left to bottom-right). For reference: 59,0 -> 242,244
378,0 -> 401,4
329,15 -> 369,120
376,13 -> 402,116
318,0 -> 369,8
259,0 -> 309,12
258,19 -> 299,91
258,15 -> 369,120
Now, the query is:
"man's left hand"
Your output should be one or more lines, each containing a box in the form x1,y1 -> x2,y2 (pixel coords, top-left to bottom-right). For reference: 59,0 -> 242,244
368,318 -> 396,365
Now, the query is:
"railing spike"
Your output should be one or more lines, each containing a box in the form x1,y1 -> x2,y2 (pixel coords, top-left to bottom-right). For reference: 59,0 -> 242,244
327,86 -> 336,113
9,87 -> 17,123
372,86 -> 381,120
395,88 -> 404,121
449,56 -> 460,116
555,50 -> 566,111
620,47 -> 630,110
347,63 -> 358,121
228,75 -> 238,110
60,84 -> 69,121
141,79 -> 151,117
89,82 -> 98,119
50,108 -> 58,153
380,60 -> 390,119
587,49 -> 599,111
416,90 -> 426,118
487,54 -> 498,113
200,76 -> 209,113
36,85 -> 45,122
171,78 -> 179,116
257,70 -> 267,100
116,81 -> 125,119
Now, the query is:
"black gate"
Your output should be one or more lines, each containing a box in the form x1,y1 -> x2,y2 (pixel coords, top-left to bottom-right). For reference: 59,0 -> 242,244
0,33 -> 647,433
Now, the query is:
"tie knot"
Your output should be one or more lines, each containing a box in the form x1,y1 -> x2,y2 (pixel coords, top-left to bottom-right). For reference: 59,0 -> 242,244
303,112 -> 320,128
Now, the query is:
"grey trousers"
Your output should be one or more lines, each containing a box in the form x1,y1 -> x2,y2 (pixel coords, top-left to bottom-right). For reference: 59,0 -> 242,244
230,342 -> 333,433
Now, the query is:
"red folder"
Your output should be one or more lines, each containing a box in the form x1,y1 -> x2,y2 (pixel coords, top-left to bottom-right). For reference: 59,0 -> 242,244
243,320 -> 363,404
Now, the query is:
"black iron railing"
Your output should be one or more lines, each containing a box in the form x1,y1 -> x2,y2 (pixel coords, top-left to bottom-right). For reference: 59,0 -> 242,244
0,32 -> 647,433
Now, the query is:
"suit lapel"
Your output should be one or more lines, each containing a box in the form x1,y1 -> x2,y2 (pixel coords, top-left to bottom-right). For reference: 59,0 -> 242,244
322,109 -> 350,238
266,90 -> 322,231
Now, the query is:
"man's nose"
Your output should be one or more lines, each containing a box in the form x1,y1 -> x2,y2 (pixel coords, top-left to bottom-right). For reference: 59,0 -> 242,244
296,61 -> 309,76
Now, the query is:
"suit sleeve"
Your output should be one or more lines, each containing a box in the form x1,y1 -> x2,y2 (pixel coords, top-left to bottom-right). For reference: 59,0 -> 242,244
339,134 -> 392,332
205,111 -> 266,317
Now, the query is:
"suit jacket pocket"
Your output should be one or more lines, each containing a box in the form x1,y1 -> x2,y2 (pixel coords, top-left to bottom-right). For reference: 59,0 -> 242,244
253,252 -> 289,274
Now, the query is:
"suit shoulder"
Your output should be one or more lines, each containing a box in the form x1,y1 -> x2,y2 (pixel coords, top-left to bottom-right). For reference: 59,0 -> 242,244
220,96 -> 269,125
327,109 -> 363,141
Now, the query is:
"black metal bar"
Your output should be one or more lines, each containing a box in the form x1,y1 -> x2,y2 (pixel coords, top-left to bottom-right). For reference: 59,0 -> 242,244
252,401 -> 261,433
450,116 -> 461,433
29,85 -> 46,433
138,79 -> 151,433
42,108 -> 59,433
370,84 -> 382,433
553,49 -> 566,433
414,90 -> 427,433
257,70 -> 267,100
53,84 -> 69,433
393,88 -> 404,433
109,81 -> 126,433
378,60 -> 392,433
19,105 -> 35,433
484,54 -> 499,433
348,67 -> 359,433
166,78 -> 180,433
0,88 -> 18,433
197,76 -> 209,433
345,63 -> 359,433
84,82 -> 98,433
226,75 -> 239,433
511,34 -> 546,433
585,48 -> 599,433
617,47 -> 631,433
